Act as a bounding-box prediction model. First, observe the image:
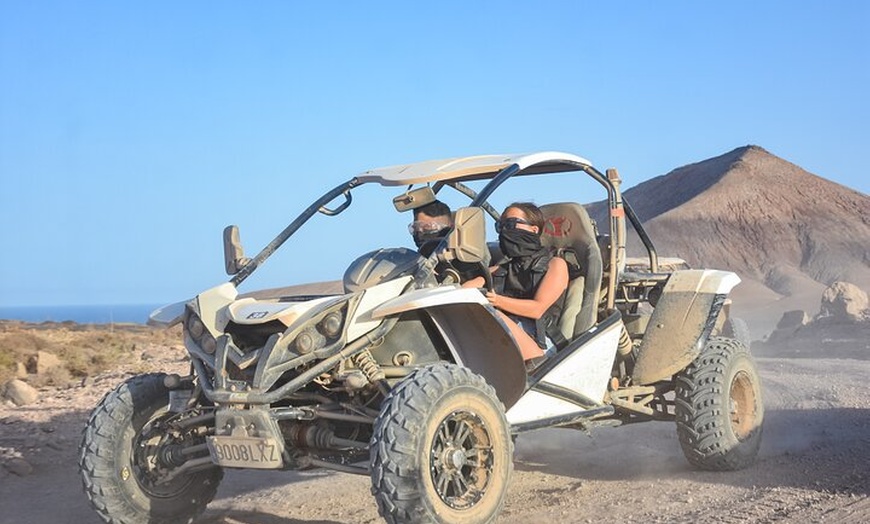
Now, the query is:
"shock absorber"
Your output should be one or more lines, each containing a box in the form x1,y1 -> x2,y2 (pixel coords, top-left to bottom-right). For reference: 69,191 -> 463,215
353,350 -> 390,396
614,324 -> 636,382
617,325 -> 633,358
353,350 -> 385,382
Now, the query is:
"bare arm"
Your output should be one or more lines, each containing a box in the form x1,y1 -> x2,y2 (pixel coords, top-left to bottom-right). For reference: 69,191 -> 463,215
485,257 -> 568,319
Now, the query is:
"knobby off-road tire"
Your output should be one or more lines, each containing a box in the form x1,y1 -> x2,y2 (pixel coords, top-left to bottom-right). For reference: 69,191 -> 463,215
724,316 -> 752,348
675,337 -> 764,471
79,373 -> 223,524
370,363 -> 513,524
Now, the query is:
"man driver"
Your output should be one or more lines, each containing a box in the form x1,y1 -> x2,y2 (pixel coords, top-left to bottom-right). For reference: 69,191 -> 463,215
408,200 -> 453,257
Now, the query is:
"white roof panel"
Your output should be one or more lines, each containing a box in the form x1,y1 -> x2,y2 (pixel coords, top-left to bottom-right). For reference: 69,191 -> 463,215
357,151 -> 593,186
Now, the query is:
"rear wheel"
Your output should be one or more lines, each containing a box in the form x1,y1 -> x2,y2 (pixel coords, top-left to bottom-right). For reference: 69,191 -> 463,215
675,337 -> 763,471
370,363 -> 512,524
79,373 -> 222,524
724,316 -> 751,347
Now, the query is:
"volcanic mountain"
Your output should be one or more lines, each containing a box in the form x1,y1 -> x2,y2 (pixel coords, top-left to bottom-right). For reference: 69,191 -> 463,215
589,145 -> 870,335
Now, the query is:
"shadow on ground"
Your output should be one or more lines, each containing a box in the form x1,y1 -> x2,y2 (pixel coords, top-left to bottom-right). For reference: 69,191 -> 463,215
197,510 -> 344,524
513,407 -> 870,497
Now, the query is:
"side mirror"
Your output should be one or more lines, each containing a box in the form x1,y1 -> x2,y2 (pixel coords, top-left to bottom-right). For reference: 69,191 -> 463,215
392,186 -> 436,212
223,225 -> 251,275
444,207 -> 488,264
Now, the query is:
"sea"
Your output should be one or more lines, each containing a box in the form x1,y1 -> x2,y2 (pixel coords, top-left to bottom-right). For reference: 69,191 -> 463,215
0,304 -> 164,325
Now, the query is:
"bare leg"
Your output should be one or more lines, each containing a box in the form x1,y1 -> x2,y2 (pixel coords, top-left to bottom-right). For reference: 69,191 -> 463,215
495,311 -> 545,361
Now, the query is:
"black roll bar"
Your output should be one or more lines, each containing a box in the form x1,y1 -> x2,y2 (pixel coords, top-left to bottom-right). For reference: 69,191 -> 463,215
230,178 -> 362,287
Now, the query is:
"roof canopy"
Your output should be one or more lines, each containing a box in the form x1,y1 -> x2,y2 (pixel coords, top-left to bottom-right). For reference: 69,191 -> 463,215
356,151 -> 594,187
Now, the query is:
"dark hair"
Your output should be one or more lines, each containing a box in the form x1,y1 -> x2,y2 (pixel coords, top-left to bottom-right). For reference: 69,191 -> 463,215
414,200 -> 451,220
503,202 -> 545,233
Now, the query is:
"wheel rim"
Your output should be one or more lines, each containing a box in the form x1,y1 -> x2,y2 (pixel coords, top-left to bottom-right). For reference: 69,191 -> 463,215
729,370 -> 758,440
131,411 -> 196,498
429,410 -> 494,510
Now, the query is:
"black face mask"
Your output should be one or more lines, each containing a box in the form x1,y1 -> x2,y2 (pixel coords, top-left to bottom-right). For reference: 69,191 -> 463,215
414,227 -> 451,250
499,228 -> 543,259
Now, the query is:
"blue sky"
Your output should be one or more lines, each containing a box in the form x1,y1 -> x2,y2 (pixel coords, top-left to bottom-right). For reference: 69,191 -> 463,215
1,2 -> 868,307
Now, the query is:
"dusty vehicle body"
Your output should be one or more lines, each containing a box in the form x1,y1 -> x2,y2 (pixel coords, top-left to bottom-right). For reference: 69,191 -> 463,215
79,152 -> 764,524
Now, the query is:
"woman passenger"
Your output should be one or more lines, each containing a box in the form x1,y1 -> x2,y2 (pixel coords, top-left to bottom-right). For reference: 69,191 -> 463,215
464,202 -> 569,365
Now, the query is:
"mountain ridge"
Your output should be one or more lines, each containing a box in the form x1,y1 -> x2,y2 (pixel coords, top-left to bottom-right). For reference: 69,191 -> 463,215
589,145 -> 870,334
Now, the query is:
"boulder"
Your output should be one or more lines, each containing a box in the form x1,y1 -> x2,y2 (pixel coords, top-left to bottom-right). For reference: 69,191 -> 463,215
768,309 -> 809,342
14,362 -> 28,380
2,379 -> 39,406
777,310 -> 809,330
818,282 -> 870,323
34,350 -> 63,375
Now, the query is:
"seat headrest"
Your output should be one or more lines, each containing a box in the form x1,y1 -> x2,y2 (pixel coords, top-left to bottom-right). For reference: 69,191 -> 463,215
539,202 -> 597,250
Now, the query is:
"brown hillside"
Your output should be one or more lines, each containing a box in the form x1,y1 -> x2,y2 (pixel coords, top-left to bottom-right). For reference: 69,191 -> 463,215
590,145 -> 870,333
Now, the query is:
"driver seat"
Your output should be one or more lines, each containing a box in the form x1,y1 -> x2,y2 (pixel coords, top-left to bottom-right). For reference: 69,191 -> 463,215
540,202 -> 604,341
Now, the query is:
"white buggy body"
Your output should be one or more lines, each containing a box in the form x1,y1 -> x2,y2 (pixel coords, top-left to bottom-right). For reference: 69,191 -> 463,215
83,152 -> 763,524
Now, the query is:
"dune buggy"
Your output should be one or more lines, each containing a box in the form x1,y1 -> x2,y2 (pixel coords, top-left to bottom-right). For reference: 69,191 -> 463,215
79,152 -> 763,524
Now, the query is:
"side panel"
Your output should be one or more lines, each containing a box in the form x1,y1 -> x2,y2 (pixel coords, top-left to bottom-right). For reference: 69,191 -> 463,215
632,270 -> 739,385
345,276 -> 413,340
506,314 -> 621,425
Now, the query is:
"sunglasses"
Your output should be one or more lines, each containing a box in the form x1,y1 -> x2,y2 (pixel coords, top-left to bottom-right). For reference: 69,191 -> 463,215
495,217 -> 532,233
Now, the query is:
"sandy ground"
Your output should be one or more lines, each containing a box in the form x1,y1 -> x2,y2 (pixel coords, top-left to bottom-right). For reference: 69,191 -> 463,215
2,349 -> 870,524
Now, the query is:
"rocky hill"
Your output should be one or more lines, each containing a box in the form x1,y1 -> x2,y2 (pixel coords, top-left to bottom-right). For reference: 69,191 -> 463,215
590,145 -> 870,335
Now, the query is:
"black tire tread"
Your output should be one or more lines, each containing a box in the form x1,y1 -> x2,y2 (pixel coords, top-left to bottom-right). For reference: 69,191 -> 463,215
675,337 -> 763,471
79,373 -> 222,524
370,363 -> 512,524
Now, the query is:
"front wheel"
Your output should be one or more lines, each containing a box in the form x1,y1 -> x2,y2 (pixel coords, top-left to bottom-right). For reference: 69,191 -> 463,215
675,337 -> 764,471
370,363 -> 513,524
79,373 -> 223,524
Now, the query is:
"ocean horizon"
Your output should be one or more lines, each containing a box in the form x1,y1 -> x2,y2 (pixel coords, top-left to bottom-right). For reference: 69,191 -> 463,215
0,304 -> 164,325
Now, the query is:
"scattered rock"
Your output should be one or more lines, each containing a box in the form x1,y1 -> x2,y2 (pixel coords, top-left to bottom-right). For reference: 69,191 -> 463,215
818,282 -> 870,323
2,457 -> 33,477
26,350 -> 64,375
2,379 -> 39,406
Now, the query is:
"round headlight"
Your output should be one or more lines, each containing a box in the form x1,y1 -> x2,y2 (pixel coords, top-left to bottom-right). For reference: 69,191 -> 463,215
202,336 -> 216,354
188,317 -> 204,338
321,312 -> 343,338
295,327 -> 325,354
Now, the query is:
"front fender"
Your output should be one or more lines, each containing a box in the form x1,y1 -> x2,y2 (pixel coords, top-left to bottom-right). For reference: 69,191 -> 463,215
373,286 -> 527,409
632,270 -> 740,385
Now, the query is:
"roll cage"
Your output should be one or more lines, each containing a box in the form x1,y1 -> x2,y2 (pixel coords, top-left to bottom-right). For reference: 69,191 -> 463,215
229,151 -> 661,312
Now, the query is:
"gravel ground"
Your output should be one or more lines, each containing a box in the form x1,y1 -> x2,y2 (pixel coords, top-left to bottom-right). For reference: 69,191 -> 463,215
2,347 -> 869,524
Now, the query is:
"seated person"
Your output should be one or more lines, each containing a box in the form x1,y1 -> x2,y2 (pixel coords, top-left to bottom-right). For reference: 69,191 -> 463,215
463,202 -> 569,363
408,200 -> 453,257
408,200 -> 481,283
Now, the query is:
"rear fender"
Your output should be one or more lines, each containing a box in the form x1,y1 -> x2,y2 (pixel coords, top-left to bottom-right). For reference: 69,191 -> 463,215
373,287 -> 527,409
632,270 -> 740,385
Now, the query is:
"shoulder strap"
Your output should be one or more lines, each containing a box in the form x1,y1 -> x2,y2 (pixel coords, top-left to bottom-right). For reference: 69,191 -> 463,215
555,247 -> 583,280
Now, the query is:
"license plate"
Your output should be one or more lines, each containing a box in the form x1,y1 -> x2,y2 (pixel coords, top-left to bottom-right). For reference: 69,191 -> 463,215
206,436 -> 283,469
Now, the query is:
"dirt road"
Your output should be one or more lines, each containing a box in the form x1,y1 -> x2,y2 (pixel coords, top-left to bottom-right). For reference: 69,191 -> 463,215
2,355 -> 869,524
